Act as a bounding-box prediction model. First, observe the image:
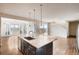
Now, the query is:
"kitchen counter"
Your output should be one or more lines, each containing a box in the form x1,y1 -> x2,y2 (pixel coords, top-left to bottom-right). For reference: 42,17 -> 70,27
19,35 -> 56,48
18,35 -> 57,55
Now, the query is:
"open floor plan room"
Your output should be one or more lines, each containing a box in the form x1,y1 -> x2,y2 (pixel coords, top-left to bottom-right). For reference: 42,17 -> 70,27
0,3 -> 79,55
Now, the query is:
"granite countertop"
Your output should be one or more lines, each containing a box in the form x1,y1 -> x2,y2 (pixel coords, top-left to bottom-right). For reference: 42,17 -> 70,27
19,35 -> 56,48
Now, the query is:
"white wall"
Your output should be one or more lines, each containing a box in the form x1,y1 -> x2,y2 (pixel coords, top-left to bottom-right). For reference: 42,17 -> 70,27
49,21 -> 68,38
77,24 -> 79,49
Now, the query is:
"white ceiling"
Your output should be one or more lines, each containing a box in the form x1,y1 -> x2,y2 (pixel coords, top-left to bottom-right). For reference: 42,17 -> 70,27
0,3 -> 79,22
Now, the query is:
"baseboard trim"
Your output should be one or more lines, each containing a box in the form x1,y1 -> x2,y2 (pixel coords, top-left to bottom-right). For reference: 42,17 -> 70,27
67,35 -> 76,38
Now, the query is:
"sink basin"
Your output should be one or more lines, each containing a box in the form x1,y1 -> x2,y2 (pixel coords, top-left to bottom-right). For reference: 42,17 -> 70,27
24,37 -> 35,40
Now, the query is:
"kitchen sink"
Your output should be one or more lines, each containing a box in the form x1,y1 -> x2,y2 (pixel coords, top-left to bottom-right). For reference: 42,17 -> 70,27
24,37 -> 35,40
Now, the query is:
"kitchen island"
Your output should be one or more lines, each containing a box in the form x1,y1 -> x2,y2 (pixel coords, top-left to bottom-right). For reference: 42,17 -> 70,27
18,35 -> 56,55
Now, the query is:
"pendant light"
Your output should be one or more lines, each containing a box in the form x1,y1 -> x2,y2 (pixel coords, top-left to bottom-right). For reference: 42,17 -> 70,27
33,9 -> 36,35
40,4 -> 43,28
38,4 -> 45,34
33,9 -> 35,26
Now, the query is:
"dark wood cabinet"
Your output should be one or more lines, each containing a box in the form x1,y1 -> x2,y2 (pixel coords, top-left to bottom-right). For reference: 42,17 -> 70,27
36,42 -> 52,55
18,37 -> 53,55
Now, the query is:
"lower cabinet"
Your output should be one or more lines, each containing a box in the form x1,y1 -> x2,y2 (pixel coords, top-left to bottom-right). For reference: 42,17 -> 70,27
18,38 -> 53,55
36,42 -> 53,55
20,39 -> 36,55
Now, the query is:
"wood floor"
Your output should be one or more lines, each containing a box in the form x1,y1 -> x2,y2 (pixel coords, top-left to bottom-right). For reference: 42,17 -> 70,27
0,36 -> 22,55
53,37 -> 78,55
0,36 -> 78,55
